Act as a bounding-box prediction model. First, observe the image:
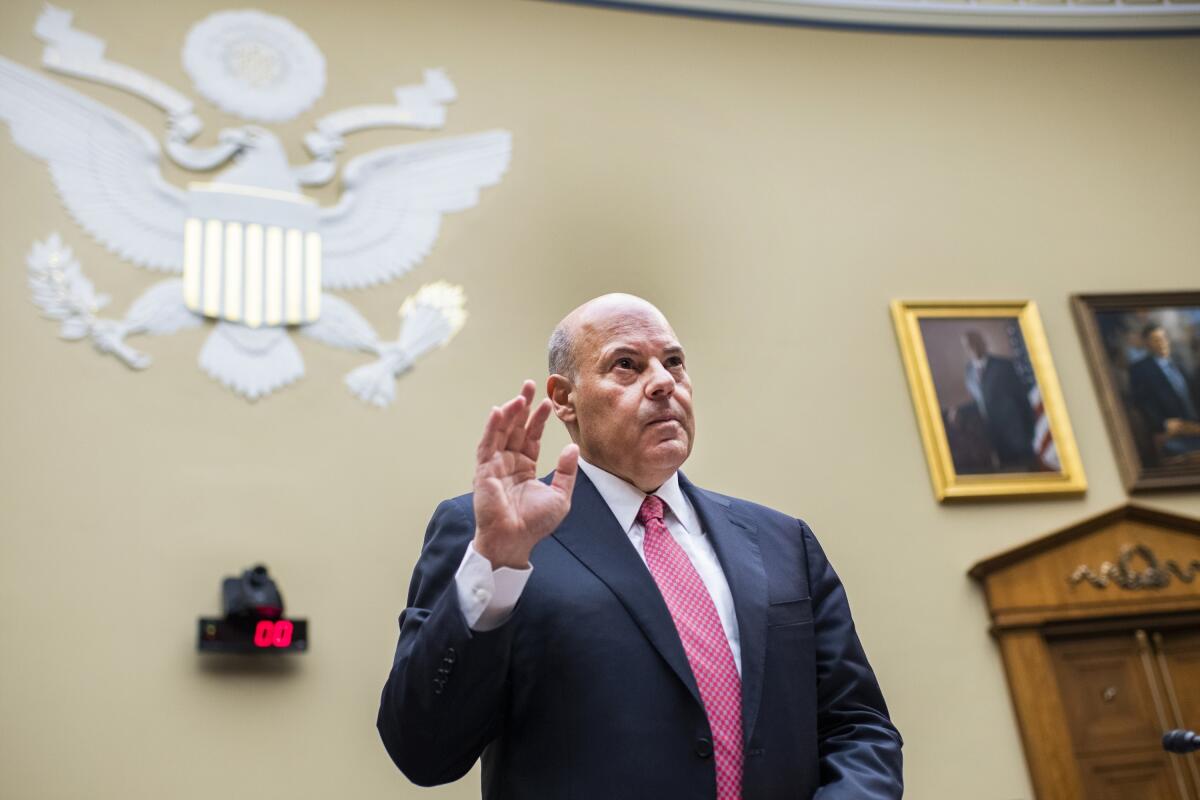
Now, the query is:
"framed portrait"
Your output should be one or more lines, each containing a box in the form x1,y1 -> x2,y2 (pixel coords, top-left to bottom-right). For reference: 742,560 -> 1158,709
891,300 -> 1087,502
1071,291 -> 1200,492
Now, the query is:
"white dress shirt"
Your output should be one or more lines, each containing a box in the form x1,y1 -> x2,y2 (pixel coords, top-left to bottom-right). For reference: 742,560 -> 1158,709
454,457 -> 743,675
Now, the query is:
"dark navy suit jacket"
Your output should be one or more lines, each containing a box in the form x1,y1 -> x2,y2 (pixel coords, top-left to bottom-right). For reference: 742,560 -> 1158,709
1130,355 -> 1199,433
378,470 -> 903,799
973,356 -> 1036,467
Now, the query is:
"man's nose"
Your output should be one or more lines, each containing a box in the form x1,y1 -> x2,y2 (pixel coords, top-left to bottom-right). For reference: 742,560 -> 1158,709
645,359 -> 676,398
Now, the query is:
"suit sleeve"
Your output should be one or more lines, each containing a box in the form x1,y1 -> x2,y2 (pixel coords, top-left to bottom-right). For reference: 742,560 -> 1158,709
1130,361 -> 1169,433
802,521 -> 904,799
1010,364 -> 1036,439
377,498 -> 515,786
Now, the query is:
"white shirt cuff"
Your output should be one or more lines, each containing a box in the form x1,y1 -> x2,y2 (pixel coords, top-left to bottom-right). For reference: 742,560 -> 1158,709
454,541 -> 533,632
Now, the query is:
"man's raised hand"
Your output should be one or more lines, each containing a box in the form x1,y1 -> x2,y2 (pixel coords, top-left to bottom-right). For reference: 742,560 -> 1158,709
472,380 -> 579,569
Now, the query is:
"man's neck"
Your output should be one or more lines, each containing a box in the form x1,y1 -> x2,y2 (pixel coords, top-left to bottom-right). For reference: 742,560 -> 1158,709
577,455 -> 670,495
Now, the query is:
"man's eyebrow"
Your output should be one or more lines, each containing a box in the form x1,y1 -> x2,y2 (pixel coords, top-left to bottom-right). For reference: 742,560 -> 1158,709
599,343 -> 685,361
599,345 -> 639,361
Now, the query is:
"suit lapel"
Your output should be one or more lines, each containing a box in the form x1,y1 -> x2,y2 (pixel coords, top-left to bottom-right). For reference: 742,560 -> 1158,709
680,473 -> 768,746
552,470 -> 703,707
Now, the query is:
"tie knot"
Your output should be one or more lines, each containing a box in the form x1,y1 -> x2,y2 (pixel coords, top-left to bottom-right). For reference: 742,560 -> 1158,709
637,495 -> 666,525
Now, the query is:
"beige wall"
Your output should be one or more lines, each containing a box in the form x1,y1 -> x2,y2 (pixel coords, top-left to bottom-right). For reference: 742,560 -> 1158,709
1,1 -> 1198,797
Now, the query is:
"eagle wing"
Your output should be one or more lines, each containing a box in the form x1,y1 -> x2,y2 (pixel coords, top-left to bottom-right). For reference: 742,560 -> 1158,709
318,130 -> 511,290
0,55 -> 186,271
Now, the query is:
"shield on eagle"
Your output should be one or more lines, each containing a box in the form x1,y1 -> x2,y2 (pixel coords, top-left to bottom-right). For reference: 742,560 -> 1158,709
183,180 -> 321,328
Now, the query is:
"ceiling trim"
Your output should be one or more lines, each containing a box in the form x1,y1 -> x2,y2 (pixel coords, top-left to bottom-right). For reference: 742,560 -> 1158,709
557,0 -> 1200,35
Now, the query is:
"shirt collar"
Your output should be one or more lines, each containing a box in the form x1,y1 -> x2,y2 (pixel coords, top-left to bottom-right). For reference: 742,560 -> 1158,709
577,456 -> 701,536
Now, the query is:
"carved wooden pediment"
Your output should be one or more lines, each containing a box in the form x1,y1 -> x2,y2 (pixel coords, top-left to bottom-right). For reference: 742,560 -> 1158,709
969,506 -> 1200,799
970,505 -> 1200,629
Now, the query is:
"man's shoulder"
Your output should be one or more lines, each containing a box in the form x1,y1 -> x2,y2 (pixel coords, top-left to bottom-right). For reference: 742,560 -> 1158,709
685,481 -> 808,533
1130,356 -> 1159,377
685,481 -> 831,575
986,355 -> 1019,375
425,492 -> 476,534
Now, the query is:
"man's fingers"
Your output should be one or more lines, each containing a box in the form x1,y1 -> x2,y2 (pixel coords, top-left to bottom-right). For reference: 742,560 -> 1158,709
522,399 -> 552,459
495,390 -> 527,443
515,380 -> 537,431
500,382 -> 534,429
550,443 -> 579,497
490,401 -> 515,456
504,381 -> 538,452
480,382 -> 539,465
498,391 -> 525,424
476,406 -> 502,463
483,391 -> 525,463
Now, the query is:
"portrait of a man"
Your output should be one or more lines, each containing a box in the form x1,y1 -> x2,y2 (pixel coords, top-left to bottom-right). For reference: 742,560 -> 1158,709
918,317 -> 1055,476
1076,298 -> 1200,487
1128,323 -> 1200,460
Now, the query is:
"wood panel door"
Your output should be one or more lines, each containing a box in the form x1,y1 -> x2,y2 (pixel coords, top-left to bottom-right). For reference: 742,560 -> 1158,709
1154,629 -> 1200,797
1048,628 -> 1196,800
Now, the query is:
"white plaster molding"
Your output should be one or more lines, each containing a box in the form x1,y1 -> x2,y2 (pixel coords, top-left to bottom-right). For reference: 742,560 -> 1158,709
183,9 -> 326,122
610,0 -> 1200,31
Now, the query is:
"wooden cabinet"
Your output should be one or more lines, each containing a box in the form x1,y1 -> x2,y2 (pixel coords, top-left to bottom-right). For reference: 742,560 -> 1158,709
970,505 -> 1200,799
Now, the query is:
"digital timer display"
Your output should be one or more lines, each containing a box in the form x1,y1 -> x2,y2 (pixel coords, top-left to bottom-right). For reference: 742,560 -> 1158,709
197,617 -> 308,654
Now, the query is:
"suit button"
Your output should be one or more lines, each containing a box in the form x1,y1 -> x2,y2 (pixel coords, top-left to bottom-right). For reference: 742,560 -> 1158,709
694,738 -> 713,758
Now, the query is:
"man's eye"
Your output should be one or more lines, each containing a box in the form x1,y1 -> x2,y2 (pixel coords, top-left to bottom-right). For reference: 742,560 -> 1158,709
666,357 -> 684,368
615,358 -> 635,369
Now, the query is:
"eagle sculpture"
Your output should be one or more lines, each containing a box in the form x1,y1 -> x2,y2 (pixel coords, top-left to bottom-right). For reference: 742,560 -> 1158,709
1,6 -> 510,404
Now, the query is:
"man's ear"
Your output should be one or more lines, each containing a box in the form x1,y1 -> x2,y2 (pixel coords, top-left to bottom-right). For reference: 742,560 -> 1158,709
547,374 -> 576,424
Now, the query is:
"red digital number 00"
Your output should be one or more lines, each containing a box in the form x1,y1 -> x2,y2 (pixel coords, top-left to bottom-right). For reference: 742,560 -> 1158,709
272,620 -> 294,648
254,620 -> 293,648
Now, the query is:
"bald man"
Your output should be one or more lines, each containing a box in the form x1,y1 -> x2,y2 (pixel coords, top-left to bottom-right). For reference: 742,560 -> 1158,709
378,295 -> 902,799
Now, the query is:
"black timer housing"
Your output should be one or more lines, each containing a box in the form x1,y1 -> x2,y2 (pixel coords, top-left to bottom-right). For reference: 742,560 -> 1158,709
198,563 -> 308,654
223,564 -> 284,620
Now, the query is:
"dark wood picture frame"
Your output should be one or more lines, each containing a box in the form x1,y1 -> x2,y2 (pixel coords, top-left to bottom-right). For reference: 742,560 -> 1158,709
1071,291 -> 1200,493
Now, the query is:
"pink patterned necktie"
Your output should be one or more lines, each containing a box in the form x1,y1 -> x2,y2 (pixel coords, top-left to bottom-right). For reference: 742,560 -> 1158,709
637,495 -> 743,800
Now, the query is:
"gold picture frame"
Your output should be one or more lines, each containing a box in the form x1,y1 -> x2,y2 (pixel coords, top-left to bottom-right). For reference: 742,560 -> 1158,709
891,300 -> 1086,502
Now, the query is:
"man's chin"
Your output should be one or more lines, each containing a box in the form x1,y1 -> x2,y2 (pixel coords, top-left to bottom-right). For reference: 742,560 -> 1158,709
640,439 -> 690,472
